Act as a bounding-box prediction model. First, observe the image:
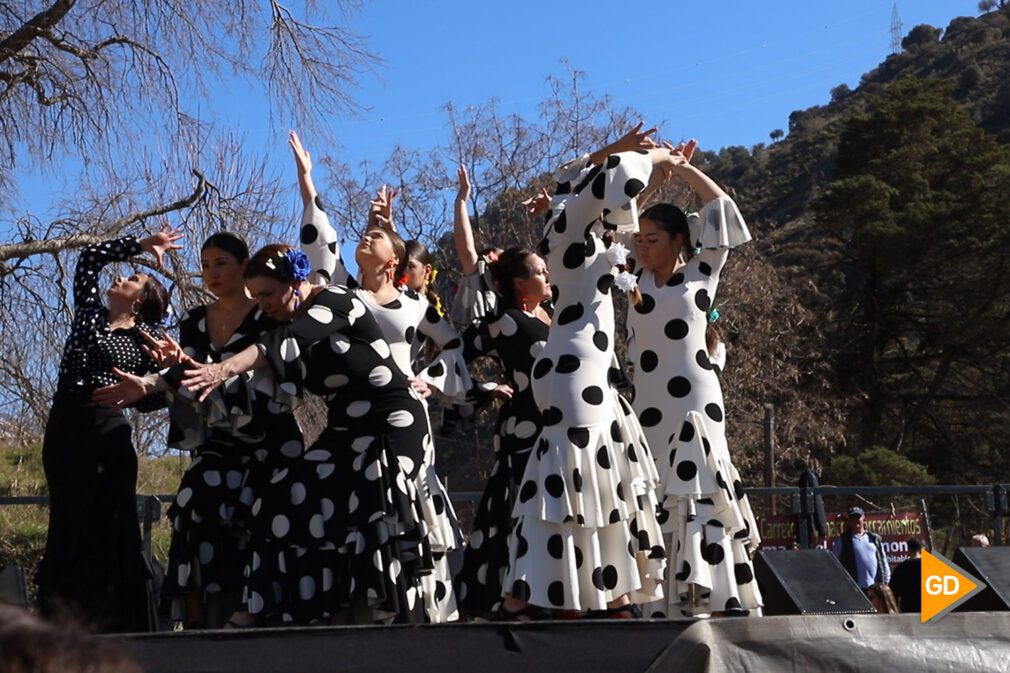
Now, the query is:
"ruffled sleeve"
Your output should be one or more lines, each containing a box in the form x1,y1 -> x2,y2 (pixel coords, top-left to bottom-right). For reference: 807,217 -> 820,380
258,287 -> 364,412
415,299 -> 474,400
449,256 -> 498,326
688,196 -> 752,250
300,194 -> 352,287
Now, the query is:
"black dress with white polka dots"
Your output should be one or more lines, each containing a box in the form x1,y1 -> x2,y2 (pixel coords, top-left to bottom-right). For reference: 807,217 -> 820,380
300,197 -> 469,622
242,287 -> 433,625
503,152 -> 666,611
626,196 -> 762,619
454,306 -> 548,614
37,236 -> 166,632
160,304 -> 305,620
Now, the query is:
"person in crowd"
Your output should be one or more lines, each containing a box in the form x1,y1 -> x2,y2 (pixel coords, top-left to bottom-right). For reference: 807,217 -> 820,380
866,582 -> 899,614
37,227 -> 181,633
832,506 -> 890,590
623,142 -> 762,619
499,129 -> 679,619
104,232 -> 305,629
971,533 -> 991,548
0,604 -> 141,673
291,131 -> 466,622
452,246 -> 552,616
889,537 -> 923,613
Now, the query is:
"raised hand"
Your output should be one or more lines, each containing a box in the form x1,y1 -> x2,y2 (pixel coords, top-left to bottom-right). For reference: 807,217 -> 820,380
289,130 -> 313,175
456,164 -> 472,203
92,368 -> 154,410
140,225 -> 184,268
368,184 -> 398,231
522,187 -> 551,217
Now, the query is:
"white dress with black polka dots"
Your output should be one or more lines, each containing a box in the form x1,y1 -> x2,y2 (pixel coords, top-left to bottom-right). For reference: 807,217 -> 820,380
626,195 -> 762,619
503,151 -> 666,611
300,198 -> 467,622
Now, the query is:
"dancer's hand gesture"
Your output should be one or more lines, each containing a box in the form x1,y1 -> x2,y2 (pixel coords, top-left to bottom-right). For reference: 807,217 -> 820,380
289,130 -> 313,175
140,225 -> 184,268
456,165 -> 471,203
93,369 -> 154,411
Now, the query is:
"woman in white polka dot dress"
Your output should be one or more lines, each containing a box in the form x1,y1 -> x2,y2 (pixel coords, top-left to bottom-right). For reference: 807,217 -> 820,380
290,132 -> 467,622
181,243 -> 434,625
501,136 -> 679,617
37,229 -> 180,633
625,146 -> 762,619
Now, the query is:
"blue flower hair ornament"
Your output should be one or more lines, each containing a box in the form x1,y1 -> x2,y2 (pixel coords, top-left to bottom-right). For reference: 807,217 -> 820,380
265,249 -> 311,281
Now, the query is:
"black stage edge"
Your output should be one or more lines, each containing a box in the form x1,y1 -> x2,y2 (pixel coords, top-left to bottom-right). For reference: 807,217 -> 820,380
116,613 -> 1010,673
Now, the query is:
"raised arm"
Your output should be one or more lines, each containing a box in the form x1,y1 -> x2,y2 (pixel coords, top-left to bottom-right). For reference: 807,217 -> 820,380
290,131 -> 350,286
72,227 -> 182,308
453,165 -> 478,275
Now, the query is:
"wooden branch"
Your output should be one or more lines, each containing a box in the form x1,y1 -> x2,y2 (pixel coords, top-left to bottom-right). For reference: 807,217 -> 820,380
0,170 -> 206,269
0,0 -> 77,65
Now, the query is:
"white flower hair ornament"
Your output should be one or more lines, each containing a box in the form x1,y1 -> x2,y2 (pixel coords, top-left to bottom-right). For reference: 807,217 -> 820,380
606,241 -> 630,267
614,271 -> 638,293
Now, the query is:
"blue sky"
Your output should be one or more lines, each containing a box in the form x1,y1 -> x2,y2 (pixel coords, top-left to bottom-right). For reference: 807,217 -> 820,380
7,0 -> 978,222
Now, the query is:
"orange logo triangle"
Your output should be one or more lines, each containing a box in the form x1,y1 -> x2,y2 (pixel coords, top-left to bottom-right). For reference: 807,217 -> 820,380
921,550 -> 985,623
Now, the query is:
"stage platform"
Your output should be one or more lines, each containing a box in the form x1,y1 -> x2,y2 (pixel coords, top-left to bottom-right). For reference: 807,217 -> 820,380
119,612 -> 1010,673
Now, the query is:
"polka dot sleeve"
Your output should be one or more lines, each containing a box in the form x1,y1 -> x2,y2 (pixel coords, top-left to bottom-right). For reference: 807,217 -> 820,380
72,236 -> 141,308
543,150 -> 653,248
415,299 -> 474,399
257,287 -> 364,411
300,194 -> 352,287
448,256 -> 497,326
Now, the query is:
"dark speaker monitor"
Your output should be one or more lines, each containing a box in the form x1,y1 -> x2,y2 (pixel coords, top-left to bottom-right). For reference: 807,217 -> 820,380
0,565 -> 29,608
754,549 -> 875,615
952,547 -> 1010,612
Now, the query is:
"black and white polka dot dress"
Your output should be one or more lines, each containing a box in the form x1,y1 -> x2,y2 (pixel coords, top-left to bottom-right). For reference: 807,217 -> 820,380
241,287 -> 433,624
454,306 -> 549,614
503,152 -> 666,611
626,195 -> 762,619
449,254 -> 497,326
160,305 -> 304,617
300,199 -> 467,622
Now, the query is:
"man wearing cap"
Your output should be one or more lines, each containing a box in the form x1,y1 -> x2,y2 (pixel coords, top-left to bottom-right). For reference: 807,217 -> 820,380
831,506 -> 890,590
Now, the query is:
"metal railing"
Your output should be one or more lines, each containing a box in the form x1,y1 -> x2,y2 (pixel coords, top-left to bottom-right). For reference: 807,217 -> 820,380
3,483 -> 1007,548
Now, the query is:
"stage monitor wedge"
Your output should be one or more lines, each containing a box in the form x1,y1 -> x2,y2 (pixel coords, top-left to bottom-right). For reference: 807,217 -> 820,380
952,547 -> 1010,612
754,549 -> 875,616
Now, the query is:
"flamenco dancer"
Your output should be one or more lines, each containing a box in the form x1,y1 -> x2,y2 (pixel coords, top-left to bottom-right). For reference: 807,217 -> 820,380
103,232 -> 306,628
178,244 -> 435,625
37,227 -> 180,632
290,131 -> 467,622
500,131 -> 678,618
626,141 -> 762,618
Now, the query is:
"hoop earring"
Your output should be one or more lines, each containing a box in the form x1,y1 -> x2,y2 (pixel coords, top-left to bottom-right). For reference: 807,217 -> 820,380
293,287 -> 301,310
520,295 -> 529,312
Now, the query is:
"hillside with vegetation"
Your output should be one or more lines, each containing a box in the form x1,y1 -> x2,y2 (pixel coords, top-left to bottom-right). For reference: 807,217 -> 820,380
697,7 -> 1010,489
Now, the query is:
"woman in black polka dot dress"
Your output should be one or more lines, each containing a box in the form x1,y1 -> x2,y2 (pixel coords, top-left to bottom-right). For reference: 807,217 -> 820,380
291,132 -> 468,621
36,229 -> 180,633
156,233 -> 305,628
453,247 -> 552,616
182,243 -> 434,625
501,139 -> 679,617
626,151 -> 762,619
